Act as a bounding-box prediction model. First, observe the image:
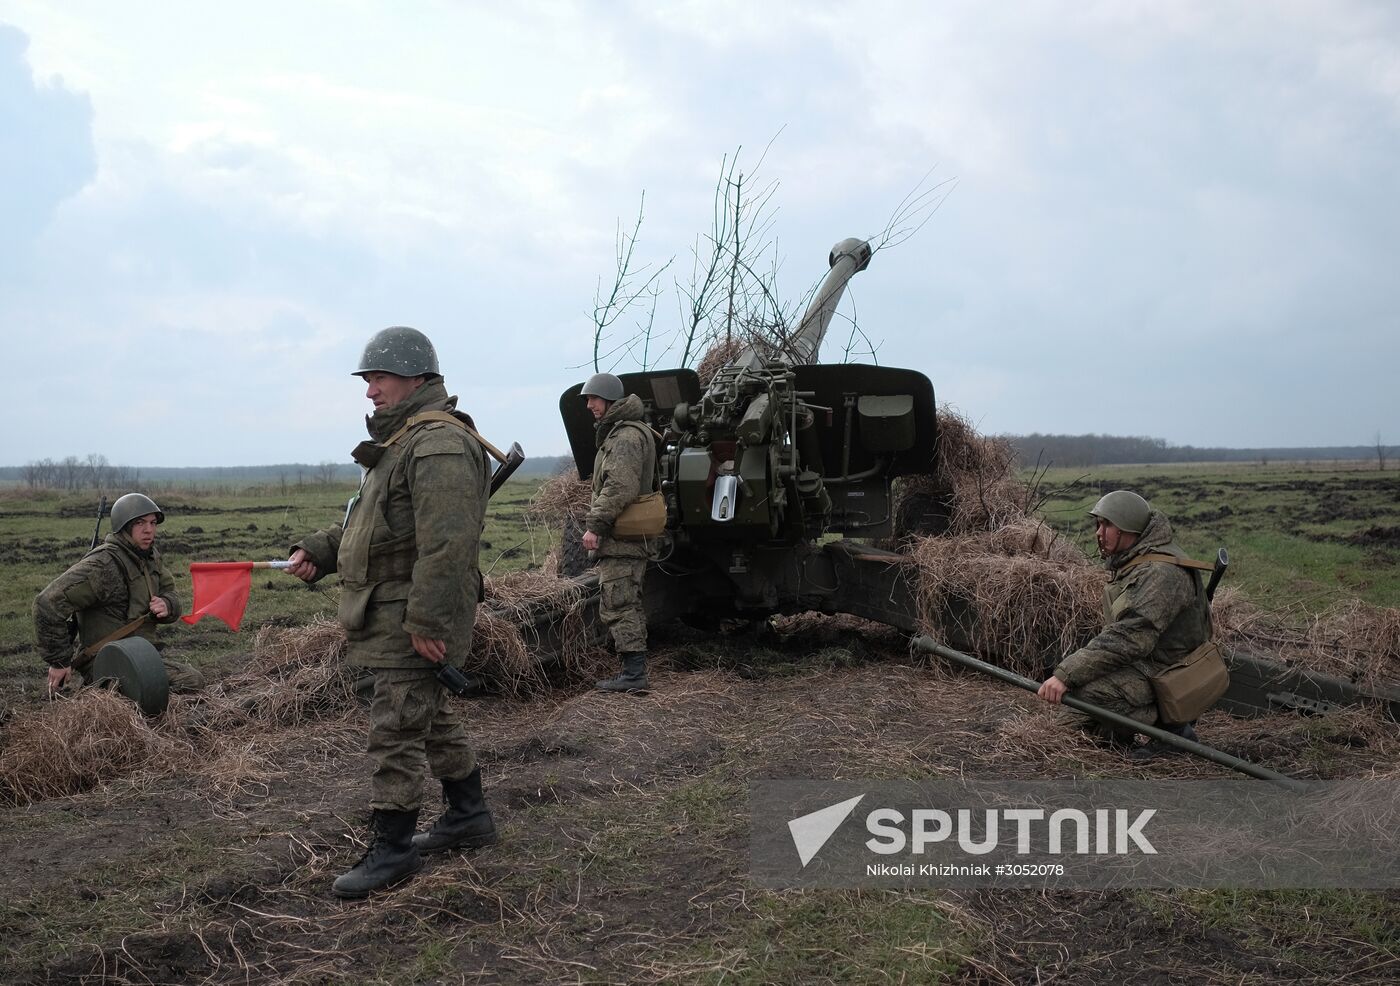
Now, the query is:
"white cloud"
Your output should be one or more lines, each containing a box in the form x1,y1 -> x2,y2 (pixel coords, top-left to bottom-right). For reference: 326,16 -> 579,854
2,0 -> 1398,462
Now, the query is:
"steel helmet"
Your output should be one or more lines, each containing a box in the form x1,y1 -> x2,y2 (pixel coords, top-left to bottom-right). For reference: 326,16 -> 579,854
581,372 -> 625,402
110,493 -> 165,532
1089,490 -> 1151,534
354,326 -> 440,378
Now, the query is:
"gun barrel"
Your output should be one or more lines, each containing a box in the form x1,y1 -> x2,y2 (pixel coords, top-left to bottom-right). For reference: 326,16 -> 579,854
788,237 -> 873,364
727,237 -> 873,373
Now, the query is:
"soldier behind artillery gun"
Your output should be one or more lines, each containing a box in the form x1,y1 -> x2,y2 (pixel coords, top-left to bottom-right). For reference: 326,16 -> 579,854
34,493 -> 205,695
1037,490 -> 1212,756
579,372 -> 660,695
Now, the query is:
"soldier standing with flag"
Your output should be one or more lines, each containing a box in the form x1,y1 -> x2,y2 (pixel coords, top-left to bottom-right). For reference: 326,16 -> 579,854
287,326 -> 497,898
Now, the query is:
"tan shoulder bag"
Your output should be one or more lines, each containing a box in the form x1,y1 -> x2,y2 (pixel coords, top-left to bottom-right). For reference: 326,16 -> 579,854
611,421 -> 666,539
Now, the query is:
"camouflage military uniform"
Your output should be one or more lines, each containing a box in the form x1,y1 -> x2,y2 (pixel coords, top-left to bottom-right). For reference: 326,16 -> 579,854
33,532 -> 205,692
586,394 -> 659,654
294,379 -> 488,811
1052,509 -> 1211,741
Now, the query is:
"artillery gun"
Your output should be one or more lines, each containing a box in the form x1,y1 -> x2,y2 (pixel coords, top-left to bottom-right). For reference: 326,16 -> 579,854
548,236 -> 1399,778
559,237 -> 948,627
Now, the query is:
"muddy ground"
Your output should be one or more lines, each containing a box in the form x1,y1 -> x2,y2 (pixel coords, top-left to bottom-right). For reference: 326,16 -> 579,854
2,616 -> 1397,986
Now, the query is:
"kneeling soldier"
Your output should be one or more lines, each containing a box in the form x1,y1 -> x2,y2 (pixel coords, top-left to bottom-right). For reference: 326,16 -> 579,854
34,492 -> 204,695
1037,490 -> 1212,752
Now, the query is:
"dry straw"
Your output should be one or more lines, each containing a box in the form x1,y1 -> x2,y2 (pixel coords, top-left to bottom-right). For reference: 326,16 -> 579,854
696,337 -> 747,385
899,405 -> 1400,688
527,467 -> 590,526
897,405 -> 1108,675
0,688 -> 195,805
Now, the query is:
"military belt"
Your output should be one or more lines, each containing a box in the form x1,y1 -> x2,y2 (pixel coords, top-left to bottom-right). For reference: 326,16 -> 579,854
1118,552 -> 1215,575
380,411 -> 508,463
79,614 -> 150,662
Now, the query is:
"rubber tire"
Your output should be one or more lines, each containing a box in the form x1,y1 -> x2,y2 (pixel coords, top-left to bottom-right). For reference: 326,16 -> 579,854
558,515 -> 593,578
893,487 -> 953,540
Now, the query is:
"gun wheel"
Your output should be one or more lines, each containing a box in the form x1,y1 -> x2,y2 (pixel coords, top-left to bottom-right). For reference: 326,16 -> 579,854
557,515 -> 593,578
892,484 -> 953,541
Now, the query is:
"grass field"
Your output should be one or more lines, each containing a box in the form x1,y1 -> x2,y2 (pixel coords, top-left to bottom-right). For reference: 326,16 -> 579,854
0,463 -> 1397,984
1030,461 -> 1400,610
0,478 -> 552,704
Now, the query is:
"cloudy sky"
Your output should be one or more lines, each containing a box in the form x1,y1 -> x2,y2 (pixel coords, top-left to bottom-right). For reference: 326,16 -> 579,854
3,1 -> 1397,467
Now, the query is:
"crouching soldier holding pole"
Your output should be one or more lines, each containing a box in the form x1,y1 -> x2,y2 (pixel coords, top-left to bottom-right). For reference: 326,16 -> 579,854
287,326 -> 497,899
579,372 -> 662,695
34,493 -> 205,695
1037,490 -> 1222,756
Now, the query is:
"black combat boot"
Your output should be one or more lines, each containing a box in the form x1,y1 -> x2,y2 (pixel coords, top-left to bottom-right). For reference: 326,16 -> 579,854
1131,721 -> 1199,760
595,651 -> 650,694
332,808 -> 423,899
412,767 -> 499,854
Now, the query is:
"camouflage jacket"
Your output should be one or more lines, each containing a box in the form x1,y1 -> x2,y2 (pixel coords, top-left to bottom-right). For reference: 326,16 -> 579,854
587,394 -> 658,560
1054,509 -> 1211,689
33,532 -> 184,669
294,380 -> 488,669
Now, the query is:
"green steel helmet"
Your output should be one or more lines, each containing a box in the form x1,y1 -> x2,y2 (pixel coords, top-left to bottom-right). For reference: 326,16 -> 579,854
581,372 -> 625,402
354,326 -> 440,378
110,493 -> 165,532
1089,490 -> 1151,534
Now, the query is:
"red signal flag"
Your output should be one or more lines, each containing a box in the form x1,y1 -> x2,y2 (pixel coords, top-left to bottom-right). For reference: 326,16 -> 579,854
182,562 -> 256,631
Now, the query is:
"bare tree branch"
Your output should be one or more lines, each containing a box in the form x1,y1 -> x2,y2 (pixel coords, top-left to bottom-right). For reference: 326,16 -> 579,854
871,168 -> 957,253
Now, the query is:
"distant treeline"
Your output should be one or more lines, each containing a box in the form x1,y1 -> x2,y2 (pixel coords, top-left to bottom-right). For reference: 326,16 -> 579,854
1004,434 -> 1395,468
0,454 -> 576,491
4,438 -> 1391,491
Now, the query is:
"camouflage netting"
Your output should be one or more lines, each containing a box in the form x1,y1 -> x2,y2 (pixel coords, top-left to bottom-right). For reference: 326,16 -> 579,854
895,404 -> 1104,677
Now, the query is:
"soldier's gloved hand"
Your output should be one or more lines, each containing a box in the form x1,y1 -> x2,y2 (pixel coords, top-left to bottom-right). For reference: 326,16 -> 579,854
581,530 -> 600,551
286,548 -> 319,582
149,596 -> 170,619
411,634 -> 447,664
47,666 -> 72,693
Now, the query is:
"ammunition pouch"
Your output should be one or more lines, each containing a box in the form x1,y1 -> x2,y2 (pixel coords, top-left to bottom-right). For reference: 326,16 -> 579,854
1150,641 -> 1230,725
364,533 -> 417,581
613,492 -> 666,539
338,585 -> 373,632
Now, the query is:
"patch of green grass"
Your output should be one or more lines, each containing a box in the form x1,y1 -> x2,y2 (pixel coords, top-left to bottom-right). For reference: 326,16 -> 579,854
0,479 -> 550,688
391,937 -> 456,985
0,821 -> 260,975
1027,464 -> 1400,609
1183,888 -> 1400,958
683,889 -> 968,985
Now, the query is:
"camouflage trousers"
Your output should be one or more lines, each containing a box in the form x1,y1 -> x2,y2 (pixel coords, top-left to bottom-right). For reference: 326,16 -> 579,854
596,557 -> 648,654
366,667 -> 476,811
1059,665 -> 1160,742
